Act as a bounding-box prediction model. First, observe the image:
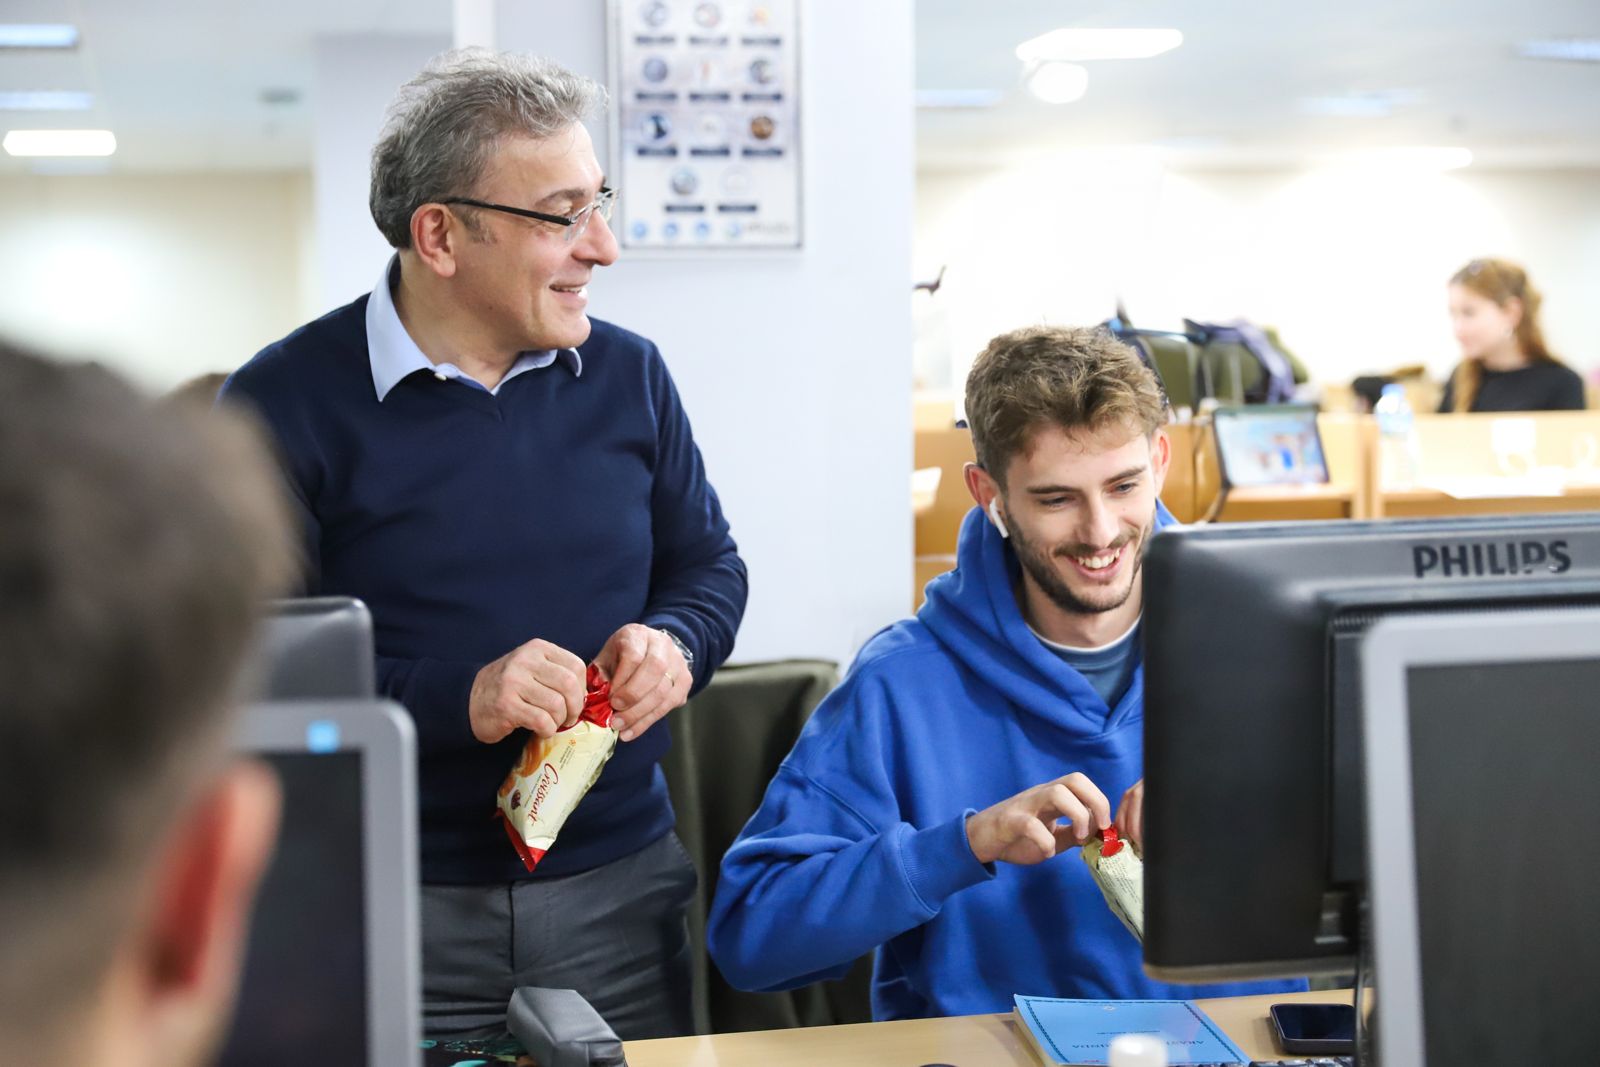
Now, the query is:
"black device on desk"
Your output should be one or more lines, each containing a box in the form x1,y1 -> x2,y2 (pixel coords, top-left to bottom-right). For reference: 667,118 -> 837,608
1269,1002 -> 1354,1055
1140,512 -> 1600,981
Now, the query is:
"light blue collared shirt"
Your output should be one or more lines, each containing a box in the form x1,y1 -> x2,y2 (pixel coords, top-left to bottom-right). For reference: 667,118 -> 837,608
364,256 -> 582,402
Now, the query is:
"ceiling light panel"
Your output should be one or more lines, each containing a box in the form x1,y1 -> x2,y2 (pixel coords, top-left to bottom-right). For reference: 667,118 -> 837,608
0,24 -> 80,49
3,129 -> 117,157
0,91 -> 94,111
1517,38 -> 1600,63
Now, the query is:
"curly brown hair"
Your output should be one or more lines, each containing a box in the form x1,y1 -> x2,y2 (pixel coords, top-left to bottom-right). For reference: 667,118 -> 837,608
964,325 -> 1166,486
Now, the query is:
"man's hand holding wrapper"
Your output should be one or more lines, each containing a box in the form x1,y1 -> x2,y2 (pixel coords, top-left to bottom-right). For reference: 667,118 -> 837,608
496,664 -> 620,872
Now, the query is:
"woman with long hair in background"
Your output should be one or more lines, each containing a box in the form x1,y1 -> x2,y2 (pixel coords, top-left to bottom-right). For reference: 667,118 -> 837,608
1440,258 -> 1586,412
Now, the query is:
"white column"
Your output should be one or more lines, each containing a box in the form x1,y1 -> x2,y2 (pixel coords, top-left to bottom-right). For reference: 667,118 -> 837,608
493,4 -> 916,666
453,0 -> 497,49
310,34 -> 449,310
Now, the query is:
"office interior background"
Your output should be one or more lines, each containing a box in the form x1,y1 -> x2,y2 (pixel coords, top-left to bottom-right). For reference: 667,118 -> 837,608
3,0 -> 1598,670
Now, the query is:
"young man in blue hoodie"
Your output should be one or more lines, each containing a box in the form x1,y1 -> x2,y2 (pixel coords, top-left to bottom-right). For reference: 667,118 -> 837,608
708,325 -> 1303,1019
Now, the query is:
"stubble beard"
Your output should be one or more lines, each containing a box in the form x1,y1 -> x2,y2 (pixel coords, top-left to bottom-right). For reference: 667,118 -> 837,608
1009,505 -> 1155,618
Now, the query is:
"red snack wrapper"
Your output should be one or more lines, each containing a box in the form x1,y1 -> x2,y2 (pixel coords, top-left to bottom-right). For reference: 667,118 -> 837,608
1098,825 -> 1124,857
495,664 -> 618,872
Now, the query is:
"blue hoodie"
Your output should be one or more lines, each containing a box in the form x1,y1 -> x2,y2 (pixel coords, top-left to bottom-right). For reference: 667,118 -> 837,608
708,504 -> 1304,1019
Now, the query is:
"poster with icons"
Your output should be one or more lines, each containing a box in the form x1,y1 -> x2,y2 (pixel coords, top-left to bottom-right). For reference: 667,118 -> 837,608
609,0 -> 802,251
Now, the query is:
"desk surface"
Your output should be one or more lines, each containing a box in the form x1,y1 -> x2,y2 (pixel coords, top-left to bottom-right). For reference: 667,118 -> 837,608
625,989 -> 1351,1066
1380,481 -> 1600,517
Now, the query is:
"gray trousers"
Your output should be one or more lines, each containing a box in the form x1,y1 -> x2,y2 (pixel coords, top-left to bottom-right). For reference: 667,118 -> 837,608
420,831 -> 697,1042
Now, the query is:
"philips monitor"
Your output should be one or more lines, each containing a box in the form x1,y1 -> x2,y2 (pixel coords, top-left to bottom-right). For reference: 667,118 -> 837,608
254,597 -> 375,700
218,699 -> 421,1067
1363,611 -> 1600,1065
1140,512 -> 1600,981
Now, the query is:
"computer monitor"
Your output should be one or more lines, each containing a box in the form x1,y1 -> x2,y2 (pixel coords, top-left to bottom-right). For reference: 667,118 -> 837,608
1140,512 -> 1600,982
1362,611 -> 1600,1065
253,597 -> 376,700
1212,404 -> 1329,488
218,699 -> 420,1067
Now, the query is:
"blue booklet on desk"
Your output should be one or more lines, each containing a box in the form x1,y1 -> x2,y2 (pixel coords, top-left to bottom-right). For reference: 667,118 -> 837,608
1012,995 -> 1249,1066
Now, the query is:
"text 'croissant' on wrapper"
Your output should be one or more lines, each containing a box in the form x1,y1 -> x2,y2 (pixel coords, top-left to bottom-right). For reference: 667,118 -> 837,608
496,663 -> 619,872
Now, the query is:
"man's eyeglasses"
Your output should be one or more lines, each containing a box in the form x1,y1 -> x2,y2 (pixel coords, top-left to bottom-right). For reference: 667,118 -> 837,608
440,187 -> 618,244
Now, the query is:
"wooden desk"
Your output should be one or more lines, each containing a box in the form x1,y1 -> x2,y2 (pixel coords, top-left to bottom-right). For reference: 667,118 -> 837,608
1375,411 -> 1600,518
625,989 -> 1352,1066
1381,482 -> 1600,518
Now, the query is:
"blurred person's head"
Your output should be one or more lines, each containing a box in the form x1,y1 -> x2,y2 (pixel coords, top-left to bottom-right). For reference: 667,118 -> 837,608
164,371 -> 232,412
962,325 -> 1170,644
1350,375 -> 1393,414
369,48 -> 618,354
1447,258 -> 1560,412
0,340 -> 296,1067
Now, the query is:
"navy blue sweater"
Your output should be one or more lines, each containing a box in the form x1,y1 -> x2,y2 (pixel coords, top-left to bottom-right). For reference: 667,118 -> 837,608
222,298 -> 747,884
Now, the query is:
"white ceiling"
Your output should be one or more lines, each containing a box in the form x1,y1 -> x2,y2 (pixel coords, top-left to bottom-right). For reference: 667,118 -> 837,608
2,0 -> 1598,175
0,0 -> 444,173
916,0 -> 1600,170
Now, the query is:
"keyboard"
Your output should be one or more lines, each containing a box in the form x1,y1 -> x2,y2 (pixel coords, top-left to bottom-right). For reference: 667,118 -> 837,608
1249,1059 -> 1354,1066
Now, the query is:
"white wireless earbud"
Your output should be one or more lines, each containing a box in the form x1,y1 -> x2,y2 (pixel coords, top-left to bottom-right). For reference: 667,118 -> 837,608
987,497 -> 1010,539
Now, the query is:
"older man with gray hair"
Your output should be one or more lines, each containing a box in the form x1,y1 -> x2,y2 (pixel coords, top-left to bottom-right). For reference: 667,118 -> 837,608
222,49 -> 747,1040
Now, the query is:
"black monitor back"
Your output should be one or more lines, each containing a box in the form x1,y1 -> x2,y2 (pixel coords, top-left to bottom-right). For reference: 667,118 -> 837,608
1140,512 -> 1600,982
254,597 -> 376,700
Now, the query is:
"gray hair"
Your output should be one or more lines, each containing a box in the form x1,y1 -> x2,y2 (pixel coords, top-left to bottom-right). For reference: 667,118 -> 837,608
369,48 -> 606,249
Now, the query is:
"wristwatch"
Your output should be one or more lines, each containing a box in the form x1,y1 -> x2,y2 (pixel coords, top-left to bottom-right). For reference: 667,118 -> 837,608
659,628 -> 694,674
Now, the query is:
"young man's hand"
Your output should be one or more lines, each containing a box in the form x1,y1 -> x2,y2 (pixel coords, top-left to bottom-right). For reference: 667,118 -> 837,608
468,638 -> 587,744
1115,778 -> 1144,852
964,773 -> 1112,866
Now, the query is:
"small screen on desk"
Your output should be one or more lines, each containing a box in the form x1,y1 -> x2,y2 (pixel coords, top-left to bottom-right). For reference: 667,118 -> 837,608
1405,660 -> 1600,1063
1213,407 -> 1329,488
216,752 -> 368,1066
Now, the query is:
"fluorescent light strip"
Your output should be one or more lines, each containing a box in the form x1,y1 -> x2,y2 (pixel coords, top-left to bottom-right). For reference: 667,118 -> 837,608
0,91 -> 94,111
1301,95 -> 1395,118
915,89 -> 1005,109
0,24 -> 80,49
26,159 -> 111,176
1016,28 -> 1182,63
1300,89 -> 1421,119
1517,38 -> 1600,63
3,129 -> 117,157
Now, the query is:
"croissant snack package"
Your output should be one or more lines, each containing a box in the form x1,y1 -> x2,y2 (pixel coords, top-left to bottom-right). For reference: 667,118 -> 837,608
1081,824 -> 1145,942
496,663 -> 619,872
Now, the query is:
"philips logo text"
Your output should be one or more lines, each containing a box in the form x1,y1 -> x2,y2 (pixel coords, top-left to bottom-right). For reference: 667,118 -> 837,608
1412,540 -> 1571,579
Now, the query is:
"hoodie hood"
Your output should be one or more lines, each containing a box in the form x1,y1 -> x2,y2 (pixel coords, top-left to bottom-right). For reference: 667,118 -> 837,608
918,500 -> 1178,736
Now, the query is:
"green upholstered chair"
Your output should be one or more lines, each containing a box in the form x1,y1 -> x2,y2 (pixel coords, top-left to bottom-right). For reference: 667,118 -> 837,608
662,660 -> 874,1034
